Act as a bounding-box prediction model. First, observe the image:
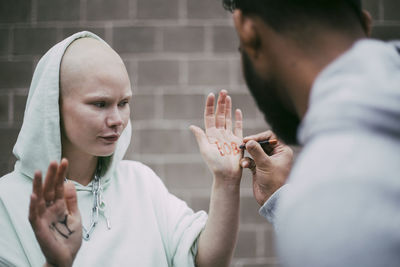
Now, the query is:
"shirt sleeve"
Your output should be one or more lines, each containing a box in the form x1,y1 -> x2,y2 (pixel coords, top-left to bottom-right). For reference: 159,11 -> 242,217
165,192 -> 208,267
139,163 -> 208,267
259,184 -> 289,226
0,197 -> 30,267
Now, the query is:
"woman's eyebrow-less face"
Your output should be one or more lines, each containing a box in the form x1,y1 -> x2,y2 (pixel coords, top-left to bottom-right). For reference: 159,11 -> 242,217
59,38 -> 132,157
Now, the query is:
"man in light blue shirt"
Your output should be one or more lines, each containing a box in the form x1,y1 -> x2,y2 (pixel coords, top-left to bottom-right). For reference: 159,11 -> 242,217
222,0 -> 400,266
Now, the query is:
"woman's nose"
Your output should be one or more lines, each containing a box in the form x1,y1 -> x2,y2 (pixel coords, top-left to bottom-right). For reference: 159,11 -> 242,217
106,108 -> 123,128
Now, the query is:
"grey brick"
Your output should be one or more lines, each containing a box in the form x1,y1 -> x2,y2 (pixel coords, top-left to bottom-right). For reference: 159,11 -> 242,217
163,94 -> 204,120
0,0 -> 31,23
164,162 -> 212,189
0,94 -> 8,122
87,0 -> 130,20
265,229 -> 278,257
37,0 -> 80,21
372,25 -> 400,40
234,230 -> 257,258
61,27 -> 106,40
234,59 -> 247,85
113,27 -> 156,53
0,29 -> 10,56
383,0 -> 400,20
137,0 -> 179,19
213,26 -> 239,53
131,94 -> 157,120
187,0 -> 229,19
190,196 -> 210,212
14,94 -> 28,122
0,161 -> 12,177
163,26 -> 205,53
230,93 -> 260,121
362,0 -> 380,20
137,60 -> 180,86
188,59 -> 230,86
240,196 -> 269,224
136,129 -> 197,154
13,28 -> 58,56
0,128 -> 19,162
0,61 -> 33,89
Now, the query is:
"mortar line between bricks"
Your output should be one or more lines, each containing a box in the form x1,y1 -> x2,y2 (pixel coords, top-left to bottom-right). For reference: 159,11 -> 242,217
256,226 -> 265,257
155,27 -> 163,52
204,25 -> 213,54
0,19 -> 233,28
79,0 -> 87,23
129,0 -> 137,20
8,26 -> 14,60
155,93 -> 164,120
31,0 -> 38,25
178,59 -> 189,85
379,0 -> 384,21
8,93 -> 13,126
179,0 -> 187,21
117,53 -> 241,61
105,22 -> 114,46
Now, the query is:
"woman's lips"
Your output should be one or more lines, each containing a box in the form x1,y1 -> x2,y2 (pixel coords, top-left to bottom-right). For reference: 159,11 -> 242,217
101,135 -> 119,142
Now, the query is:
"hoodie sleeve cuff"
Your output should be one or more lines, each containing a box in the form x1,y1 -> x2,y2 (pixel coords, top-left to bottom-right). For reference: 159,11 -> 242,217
259,184 -> 289,225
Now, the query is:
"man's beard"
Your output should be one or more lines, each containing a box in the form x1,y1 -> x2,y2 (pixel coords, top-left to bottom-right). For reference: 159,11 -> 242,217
241,51 -> 300,145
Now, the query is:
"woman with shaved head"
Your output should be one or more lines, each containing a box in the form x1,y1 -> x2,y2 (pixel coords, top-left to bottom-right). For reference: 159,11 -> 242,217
0,32 -> 245,267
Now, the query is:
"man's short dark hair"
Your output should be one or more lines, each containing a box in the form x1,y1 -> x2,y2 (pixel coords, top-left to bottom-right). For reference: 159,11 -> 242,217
223,0 -> 365,35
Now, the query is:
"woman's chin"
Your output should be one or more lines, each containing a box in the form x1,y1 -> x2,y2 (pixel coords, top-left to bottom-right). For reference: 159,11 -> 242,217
93,147 -> 116,157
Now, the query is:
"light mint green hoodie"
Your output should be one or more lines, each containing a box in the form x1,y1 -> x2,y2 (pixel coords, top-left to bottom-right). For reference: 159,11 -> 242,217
0,31 -> 207,267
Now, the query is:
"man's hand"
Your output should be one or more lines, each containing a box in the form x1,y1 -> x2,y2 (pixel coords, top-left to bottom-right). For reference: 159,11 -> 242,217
190,90 -> 243,184
29,159 -> 82,267
241,131 -> 293,206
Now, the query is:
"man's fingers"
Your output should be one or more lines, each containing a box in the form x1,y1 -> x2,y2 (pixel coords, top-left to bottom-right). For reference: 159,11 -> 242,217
225,96 -> 232,132
234,109 -> 243,138
204,93 -> 216,129
240,157 -> 256,175
43,161 -> 58,204
243,130 -> 276,143
64,182 -> 79,216
245,140 -> 271,167
215,90 -> 227,129
55,159 -> 68,200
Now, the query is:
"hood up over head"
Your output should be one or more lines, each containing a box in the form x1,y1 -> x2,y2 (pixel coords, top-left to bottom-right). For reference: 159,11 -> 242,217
12,31 -> 132,191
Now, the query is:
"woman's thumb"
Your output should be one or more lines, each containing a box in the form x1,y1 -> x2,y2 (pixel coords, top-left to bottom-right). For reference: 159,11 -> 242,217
189,125 -> 207,147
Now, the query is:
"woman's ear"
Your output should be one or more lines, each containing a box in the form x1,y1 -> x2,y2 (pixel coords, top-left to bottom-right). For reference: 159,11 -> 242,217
233,10 -> 262,59
361,10 -> 373,37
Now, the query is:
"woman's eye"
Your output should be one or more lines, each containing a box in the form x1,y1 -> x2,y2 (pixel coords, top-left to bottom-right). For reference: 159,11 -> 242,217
118,101 -> 129,107
93,102 -> 106,108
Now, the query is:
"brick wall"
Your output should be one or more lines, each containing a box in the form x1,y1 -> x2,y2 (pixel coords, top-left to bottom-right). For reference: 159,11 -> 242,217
0,0 -> 399,266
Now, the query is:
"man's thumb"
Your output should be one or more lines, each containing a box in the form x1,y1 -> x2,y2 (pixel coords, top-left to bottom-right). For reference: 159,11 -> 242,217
245,140 -> 271,167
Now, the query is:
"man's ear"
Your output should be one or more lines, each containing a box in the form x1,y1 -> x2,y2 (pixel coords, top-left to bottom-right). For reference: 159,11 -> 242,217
233,10 -> 262,59
361,10 -> 373,37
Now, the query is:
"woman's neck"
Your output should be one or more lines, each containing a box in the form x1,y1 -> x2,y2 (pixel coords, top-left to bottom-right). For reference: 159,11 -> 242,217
62,148 -> 98,186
